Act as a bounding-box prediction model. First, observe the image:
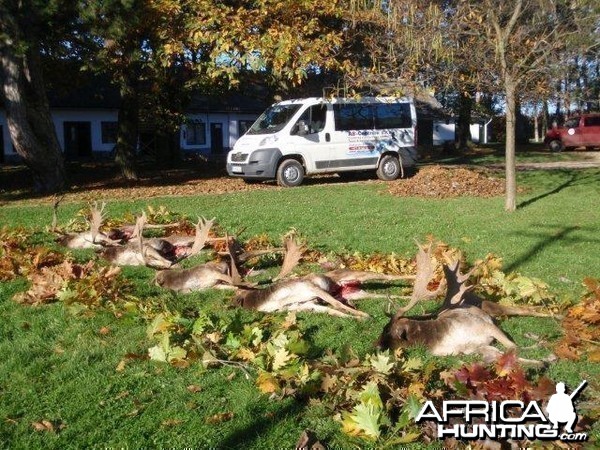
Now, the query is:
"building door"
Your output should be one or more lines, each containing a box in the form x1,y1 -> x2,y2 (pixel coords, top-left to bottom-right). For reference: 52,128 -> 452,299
210,123 -> 224,154
63,122 -> 92,159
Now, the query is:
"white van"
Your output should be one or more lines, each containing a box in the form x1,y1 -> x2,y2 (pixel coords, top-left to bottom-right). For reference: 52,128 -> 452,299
226,97 -> 417,186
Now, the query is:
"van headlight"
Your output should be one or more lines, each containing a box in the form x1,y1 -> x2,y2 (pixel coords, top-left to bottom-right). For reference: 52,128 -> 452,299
259,135 -> 278,147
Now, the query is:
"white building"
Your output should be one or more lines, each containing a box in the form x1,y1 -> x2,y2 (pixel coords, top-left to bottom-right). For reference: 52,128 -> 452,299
0,90 -> 266,162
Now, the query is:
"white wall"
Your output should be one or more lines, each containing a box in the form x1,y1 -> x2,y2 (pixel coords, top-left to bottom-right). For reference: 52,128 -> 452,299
0,108 -> 118,158
52,109 -> 119,152
433,122 -> 455,145
470,123 -> 481,143
180,112 -> 258,154
1,108 -> 259,159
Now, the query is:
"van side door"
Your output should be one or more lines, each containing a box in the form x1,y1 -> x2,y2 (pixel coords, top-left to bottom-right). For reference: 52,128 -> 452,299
288,103 -> 331,173
328,103 -> 380,171
561,116 -> 583,148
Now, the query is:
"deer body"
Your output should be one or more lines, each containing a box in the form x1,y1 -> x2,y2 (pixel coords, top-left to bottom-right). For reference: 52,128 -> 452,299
378,306 -> 515,357
155,262 -> 232,293
233,279 -> 370,319
57,232 -> 112,249
99,244 -> 173,269
378,243 -> 551,365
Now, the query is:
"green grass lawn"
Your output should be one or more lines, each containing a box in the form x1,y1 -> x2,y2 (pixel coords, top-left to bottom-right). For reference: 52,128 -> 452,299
1,168 -> 599,448
428,143 -> 595,165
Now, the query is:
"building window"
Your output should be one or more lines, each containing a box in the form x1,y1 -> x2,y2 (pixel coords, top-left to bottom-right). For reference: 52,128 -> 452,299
238,120 -> 254,137
101,121 -> 118,144
186,121 -> 206,146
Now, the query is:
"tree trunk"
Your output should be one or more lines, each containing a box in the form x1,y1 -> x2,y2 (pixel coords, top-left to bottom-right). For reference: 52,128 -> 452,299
456,91 -> 472,150
115,79 -> 139,180
542,100 -> 549,137
504,76 -> 517,212
0,8 -> 66,193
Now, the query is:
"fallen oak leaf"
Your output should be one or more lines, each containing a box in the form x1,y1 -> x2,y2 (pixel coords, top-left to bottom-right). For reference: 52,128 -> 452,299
115,360 -> 126,372
186,385 -> 202,393
495,350 -> 517,376
205,412 -> 234,424
31,419 -> 65,432
161,419 -> 184,427
32,421 -> 54,432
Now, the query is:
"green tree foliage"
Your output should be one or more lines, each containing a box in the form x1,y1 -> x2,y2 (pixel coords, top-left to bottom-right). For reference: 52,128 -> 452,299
80,0 -> 348,179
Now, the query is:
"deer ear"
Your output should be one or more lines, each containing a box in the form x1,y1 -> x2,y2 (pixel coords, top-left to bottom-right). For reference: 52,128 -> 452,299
398,325 -> 408,340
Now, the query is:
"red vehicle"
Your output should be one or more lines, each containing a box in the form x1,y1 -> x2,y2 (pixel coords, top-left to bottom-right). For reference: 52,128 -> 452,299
545,113 -> 600,152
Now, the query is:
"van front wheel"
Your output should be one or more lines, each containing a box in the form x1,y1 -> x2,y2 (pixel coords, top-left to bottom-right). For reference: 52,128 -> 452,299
277,159 -> 304,187
548,140 -> 564,152
377,155 -> 401,181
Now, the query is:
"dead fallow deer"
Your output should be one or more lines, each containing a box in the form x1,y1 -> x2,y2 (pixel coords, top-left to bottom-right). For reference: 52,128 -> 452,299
155,232 -> 287,294
100,214 -> 214,269
154,260 -> 235,293
307,269 -> 414,305
231,237 -> 411,319
377,248 -> 553,365
55,201 -> 122,249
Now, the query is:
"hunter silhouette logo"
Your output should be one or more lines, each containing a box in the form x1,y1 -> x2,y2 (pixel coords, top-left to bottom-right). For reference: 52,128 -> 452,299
415,380 -> 588,442
546,380 -> 587,434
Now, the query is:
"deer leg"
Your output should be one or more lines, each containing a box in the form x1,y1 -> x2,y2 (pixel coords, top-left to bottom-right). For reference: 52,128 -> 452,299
481,300 -> 554,318
281,283 -> 369,319
342,290 -> 406,301
214,284 -> 237,290
473,345 -> 544,368
304,284 -> 370,319
285,301 -> 357,318
485,323 -> 517,350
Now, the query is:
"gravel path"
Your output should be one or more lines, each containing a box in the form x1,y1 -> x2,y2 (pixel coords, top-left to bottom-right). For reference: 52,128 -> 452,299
490,151 -> 600,170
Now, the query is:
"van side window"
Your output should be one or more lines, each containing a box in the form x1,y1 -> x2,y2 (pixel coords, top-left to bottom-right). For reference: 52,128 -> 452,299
334,104 -> 374,131
334,103 -> 412,131
564,117 -> 580,128
293,104 -> 327,134
584,116 -> 600,126
374,103 -> 412,129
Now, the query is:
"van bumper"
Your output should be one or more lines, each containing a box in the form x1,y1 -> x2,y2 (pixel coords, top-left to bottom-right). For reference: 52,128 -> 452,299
226,148 -> 282,179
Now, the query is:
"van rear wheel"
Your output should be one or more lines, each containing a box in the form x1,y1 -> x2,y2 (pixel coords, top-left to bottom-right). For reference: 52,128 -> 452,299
376,155 -> 401,181
276,159 -> 304,187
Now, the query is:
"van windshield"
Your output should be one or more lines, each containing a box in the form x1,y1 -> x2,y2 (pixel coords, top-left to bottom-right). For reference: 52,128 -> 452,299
247,104 -> 302,135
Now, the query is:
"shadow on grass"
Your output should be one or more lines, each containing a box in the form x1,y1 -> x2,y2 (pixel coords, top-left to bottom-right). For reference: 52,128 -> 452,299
0,159 -> 231,202
517,170 -> 600,209
504,224 -> 600,273
219,399 -> 307,449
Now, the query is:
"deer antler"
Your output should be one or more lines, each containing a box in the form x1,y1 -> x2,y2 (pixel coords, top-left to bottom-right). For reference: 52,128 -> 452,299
188,216 -> 215,256
134,212 -> 147,261
393,240 -> 445,318
441,259 -> 476,308
273,236 -> 305,281
89,201 -> 107,244
51,194 -> 65,233
225,233 -> 243,285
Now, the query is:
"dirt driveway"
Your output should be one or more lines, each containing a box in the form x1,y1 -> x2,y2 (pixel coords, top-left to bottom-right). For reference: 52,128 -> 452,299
496,151 -> 600,170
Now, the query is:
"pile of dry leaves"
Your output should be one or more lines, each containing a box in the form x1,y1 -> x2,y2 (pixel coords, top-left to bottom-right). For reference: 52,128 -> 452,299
389,166 -> 510,198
